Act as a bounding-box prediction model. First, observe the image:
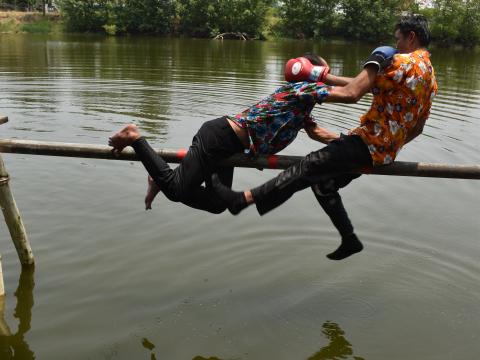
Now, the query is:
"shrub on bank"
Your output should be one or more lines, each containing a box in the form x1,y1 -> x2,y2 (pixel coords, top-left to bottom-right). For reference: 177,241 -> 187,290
21,18 -> 51,33
0,11 -> 60,33
58,0 -> 109,32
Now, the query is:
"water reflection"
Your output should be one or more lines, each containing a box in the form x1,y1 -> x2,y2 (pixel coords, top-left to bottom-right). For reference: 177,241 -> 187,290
0,268 -> 35,360
140,320 -> 363,360
308,321 -> 364,360
141,337 -> 157,360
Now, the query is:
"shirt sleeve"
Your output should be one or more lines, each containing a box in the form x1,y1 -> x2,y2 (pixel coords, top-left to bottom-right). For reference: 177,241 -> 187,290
383,54 -> 409,82
293,82 -> 331,104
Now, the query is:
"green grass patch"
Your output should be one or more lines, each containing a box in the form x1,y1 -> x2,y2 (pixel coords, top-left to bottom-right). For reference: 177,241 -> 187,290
20,19 -> 52,33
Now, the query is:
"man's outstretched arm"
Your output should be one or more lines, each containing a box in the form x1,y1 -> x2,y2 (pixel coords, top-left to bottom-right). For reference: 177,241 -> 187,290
304,123 -> 340,144
324,73 -> 355,86
324,66 -> 377,103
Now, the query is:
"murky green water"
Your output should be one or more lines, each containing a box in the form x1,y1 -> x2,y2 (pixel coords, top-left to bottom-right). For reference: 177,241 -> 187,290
0,34 -> 479,359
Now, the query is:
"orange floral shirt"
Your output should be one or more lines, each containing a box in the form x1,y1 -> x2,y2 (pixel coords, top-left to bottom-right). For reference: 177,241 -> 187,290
350,49 -> 438,165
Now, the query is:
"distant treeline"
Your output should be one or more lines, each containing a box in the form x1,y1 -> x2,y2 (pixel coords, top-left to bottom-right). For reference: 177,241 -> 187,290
0,0 -> 38,11
17,0 -> 480,47
275,0 -> 480,48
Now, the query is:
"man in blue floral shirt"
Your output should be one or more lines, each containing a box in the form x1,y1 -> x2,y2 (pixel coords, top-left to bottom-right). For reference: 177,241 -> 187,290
230,81 -> 331,155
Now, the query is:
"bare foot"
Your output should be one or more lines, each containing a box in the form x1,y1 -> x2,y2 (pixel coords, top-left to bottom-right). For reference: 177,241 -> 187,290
145,175 -> 160,210
108,124 -> 141,154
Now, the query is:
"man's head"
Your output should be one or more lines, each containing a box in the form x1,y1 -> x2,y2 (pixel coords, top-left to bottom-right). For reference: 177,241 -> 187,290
394,15 -> 430,53
303,52 -> 328,67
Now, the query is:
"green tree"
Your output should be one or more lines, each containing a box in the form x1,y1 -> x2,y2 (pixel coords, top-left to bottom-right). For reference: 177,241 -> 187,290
425,0 -> 480,48
176,0 -> 271,38
275,0 -> 338,39
339,0 -> 403,42
116,0 -> 175,34
460,0 -> 480,47
430,0 -> 464,46
176,0 -> 218,37
215,0 -> 272,37
57,0 -> 110,32
58,0 -> 175,34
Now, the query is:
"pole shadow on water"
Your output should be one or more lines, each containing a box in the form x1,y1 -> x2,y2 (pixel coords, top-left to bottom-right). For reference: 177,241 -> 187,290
141,320 -> 364,360
0,268 -> 35,360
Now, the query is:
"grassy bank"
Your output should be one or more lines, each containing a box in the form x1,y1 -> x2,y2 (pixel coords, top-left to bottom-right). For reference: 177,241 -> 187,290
0,11 -> 61,34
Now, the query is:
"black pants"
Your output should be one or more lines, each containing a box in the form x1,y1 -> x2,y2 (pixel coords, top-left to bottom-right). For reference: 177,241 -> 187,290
132,116 -> 245,214
251,135 -> 373,237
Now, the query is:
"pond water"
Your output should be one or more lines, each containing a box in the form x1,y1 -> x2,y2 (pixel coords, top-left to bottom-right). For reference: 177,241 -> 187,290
0,34 -> 479,359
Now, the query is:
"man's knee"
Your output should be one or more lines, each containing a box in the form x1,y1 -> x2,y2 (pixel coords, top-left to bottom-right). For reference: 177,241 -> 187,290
163,185 -> 187,203
303,148 -> 335,176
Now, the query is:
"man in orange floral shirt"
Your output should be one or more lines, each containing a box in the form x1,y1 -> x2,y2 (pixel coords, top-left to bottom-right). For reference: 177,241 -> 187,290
350,41 -> 438,165
214,15 -> 438,260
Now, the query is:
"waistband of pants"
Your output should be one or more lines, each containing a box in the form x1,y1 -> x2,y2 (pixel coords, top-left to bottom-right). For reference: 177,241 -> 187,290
200,116 -> 245,152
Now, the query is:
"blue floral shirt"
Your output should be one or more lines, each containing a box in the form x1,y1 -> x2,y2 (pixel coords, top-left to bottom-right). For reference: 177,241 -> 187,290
228,82 -> 331,155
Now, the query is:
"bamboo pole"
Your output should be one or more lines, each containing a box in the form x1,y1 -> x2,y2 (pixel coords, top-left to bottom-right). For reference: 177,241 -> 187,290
0,115 -> 6,298
0,116 -> 5,293
0,155 -> 34,266
0,138 -> 479,179
0,118 -> 34,266
0,255 -> 4,297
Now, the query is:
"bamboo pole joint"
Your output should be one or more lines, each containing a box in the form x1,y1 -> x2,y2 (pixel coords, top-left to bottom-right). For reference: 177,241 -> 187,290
0,176 -> 10,186
0,175 -> 9,186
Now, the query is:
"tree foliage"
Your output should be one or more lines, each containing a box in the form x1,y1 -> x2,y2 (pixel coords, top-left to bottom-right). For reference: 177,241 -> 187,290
58,0 -> 109,32
339,0 -> 403,42
51,0 -> 480,47
1,0 -> 37,11
116,0 -> 175,34
176,0 -> 217,37
274,0 -> 480,47
214,0 -> 271,37
274,0 -> 338,39
429,0 -> 480,47
58,0 -> 270,37
275,0 -> 403,42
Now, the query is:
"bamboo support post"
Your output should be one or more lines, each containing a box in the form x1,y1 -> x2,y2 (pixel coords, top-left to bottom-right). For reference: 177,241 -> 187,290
0,138 -> 478,179
0,118 -> 35,266
0,255 -> 4,297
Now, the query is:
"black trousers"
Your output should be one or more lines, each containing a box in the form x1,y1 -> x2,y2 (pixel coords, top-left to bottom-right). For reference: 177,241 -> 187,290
132,116 -> 245,214
251,135 -> 373,237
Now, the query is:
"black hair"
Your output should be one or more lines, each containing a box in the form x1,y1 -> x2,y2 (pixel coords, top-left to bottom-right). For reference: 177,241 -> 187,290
303,52 -> 322,65
395,14 -> 431,47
